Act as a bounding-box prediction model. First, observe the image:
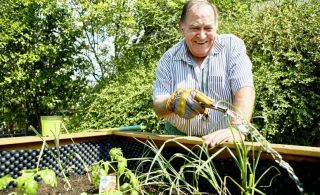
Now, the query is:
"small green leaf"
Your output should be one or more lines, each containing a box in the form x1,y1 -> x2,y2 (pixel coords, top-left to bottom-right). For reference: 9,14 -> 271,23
119,182 -> 130,191
109,148 -> 123,161
107,190 -> 123,195
101,161 -> 110,175
16,175 -> 33,189
125,170 -> 140,191
0,175 -> 13,190
130,190 -> 139,195
117,159 -> 127,176
38,169 -> 57,187
24,179 -> 38,195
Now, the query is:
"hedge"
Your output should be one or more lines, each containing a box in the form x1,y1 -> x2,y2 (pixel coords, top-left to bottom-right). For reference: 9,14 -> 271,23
232,0 -> 319,146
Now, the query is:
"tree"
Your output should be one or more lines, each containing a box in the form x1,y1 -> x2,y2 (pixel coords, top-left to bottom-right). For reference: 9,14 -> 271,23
67,0 -> 182,84
0,0 -> 89,131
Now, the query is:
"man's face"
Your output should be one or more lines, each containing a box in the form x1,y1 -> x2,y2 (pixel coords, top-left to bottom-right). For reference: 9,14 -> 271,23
179,4 -> 217,62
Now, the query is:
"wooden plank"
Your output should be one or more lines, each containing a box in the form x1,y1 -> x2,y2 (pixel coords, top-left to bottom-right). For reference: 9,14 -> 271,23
1,130 -> 320,162
113,131 -> 320,162
0,131 -> 113,150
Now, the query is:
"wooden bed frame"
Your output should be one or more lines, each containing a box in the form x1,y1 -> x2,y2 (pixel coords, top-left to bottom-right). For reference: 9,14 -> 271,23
1,129 -> 319,162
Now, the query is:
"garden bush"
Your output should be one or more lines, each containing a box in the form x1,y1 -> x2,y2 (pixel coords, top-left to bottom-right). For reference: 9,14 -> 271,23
231,0 -> 319,146
68,63 -> 164,133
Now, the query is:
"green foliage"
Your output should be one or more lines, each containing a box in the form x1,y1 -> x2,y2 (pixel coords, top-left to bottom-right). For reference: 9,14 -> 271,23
68,0 -> 319,146
66,0 -> 182,82
17,174 -> 38,195
0,0 -> 89,131
37,169 -> 58,188
90,148 -> 141,194
1,0 -> 317,146
67,0 -> 184,133
229,0 -> 320,145
0,175 -> 13,190
117,0 -> 182,67
91,161 -> 112,188
138,135 -> 281,194
68,63 -> 164,133
0,168 -> 57,194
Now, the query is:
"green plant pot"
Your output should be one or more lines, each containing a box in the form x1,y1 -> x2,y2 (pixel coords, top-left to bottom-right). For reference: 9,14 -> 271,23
40,116 -> 63,136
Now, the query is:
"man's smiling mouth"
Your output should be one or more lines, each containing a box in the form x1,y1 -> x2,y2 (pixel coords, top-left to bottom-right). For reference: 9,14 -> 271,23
195,41 -> 208,45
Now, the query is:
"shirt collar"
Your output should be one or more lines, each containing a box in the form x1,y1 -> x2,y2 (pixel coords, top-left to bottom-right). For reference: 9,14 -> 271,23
173,35 -> 225,63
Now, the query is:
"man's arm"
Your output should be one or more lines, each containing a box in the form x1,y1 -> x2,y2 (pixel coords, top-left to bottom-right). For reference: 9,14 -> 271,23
232,86 -> 256,124
202,86 -> 255,147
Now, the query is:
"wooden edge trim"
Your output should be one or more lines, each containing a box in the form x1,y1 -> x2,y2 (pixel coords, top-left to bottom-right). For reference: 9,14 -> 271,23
113,131 -> 320,162
0,131 -> 113,150
1,130 -> 320,162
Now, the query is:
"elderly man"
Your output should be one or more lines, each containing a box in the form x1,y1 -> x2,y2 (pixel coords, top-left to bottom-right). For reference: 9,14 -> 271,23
152,0 -> 255,147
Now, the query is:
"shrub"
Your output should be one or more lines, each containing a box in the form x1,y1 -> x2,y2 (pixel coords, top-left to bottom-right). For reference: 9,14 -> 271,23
68,63 -> 164,133
231,0 -> 320,145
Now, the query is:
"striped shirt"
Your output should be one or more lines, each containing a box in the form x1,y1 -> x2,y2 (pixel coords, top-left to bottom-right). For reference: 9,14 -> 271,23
152,34 -> 254,136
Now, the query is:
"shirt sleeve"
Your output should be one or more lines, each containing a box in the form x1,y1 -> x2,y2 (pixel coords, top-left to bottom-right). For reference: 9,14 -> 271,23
152,53 -> 172,100
229,36 -> 254,96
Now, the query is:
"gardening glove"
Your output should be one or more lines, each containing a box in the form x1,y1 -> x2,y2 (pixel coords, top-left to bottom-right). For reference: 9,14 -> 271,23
166,88 -> 214,119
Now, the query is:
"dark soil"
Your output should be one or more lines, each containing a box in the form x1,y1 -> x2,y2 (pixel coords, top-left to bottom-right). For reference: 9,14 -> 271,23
0,174 -> 97,195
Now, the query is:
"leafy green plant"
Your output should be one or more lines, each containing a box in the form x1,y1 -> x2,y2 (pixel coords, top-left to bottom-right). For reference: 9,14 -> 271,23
0,126 -> 62,195
0,175 -> 13,191
91,160 -> 111,189
30,125 -> 73,189
0,168 -> 57,195
90,148 -> 141,195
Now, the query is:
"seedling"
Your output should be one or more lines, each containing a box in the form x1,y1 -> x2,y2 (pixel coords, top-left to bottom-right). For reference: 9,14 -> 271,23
90,148 -> 141,194
0,168 -> 57,195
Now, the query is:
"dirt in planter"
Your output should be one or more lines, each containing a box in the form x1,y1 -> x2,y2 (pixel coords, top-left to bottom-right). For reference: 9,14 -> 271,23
0,174 -> 98,195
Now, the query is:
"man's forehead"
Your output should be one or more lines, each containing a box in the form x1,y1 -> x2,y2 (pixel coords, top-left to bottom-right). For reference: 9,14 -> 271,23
186,15 -> 216,27
185,5 -> 216,24
188,20 -> 215,27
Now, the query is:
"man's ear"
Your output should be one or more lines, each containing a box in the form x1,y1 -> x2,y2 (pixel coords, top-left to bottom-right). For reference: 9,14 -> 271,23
179,22 -> 185,36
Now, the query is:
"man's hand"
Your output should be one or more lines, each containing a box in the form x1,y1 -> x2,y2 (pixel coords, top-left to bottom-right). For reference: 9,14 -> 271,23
166,88 -> 211,119
202,128 -> 245,148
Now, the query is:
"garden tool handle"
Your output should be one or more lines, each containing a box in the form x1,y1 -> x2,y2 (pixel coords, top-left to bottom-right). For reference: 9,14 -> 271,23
194,91 -> 228,113
194,91 -> 214,108
194,91 -> 213,120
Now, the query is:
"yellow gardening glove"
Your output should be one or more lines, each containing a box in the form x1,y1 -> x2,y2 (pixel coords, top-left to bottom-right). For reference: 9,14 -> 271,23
166,88 -> 214,119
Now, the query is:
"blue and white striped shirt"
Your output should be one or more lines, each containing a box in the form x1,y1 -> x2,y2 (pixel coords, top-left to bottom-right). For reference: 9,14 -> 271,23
153,34 -> 254,136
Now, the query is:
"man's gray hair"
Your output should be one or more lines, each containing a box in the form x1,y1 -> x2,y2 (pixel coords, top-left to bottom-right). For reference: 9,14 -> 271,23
180,0 -> 219,29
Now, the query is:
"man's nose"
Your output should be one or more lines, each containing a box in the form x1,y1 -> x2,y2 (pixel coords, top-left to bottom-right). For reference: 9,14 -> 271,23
198,29 -> 206,39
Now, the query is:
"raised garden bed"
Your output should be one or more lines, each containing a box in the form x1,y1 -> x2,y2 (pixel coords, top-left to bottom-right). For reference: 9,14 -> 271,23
0,130 -> 320,194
